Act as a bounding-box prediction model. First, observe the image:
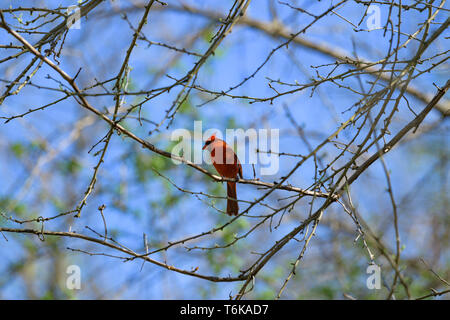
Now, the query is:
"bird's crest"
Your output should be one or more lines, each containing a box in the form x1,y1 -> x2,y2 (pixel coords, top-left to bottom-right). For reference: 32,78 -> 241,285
202,133 -> 217,150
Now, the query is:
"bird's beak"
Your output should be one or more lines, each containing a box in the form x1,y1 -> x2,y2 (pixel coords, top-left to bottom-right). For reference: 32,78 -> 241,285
202,143 -> 207,150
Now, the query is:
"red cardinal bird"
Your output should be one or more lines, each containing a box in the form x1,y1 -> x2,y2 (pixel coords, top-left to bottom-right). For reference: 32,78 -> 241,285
203,134 -> 243,216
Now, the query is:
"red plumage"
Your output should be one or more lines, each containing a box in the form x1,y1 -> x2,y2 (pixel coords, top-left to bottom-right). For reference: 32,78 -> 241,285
203,134 -> 243,215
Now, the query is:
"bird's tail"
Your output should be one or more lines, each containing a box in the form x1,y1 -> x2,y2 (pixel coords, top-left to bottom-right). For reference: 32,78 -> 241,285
226,182 -> 239,216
